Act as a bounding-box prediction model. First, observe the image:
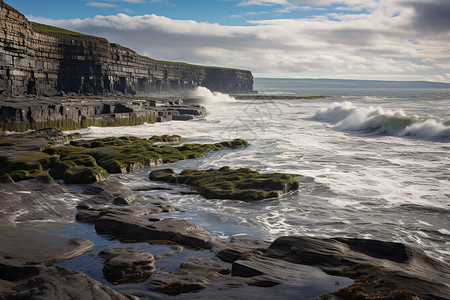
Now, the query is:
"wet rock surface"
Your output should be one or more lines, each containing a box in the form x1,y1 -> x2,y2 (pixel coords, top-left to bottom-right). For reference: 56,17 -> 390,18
0,179 -> 72,224
94,214 -> 221,250
263,236 -> 450,299
149,256 -> 231,295
0,265 -> 134,300
0,227 -> 93,268
99,248 -> 156,285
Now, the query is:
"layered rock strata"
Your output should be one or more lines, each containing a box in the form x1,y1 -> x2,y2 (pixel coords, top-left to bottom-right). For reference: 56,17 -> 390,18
0,95 -> 206,131
0,0 -> 253,96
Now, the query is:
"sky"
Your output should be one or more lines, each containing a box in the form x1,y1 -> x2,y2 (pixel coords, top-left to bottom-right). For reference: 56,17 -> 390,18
7,0 -> 450,82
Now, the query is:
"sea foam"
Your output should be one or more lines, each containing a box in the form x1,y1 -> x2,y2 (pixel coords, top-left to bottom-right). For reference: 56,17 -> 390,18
313,101 -> 450,140
189,86 -> 236,104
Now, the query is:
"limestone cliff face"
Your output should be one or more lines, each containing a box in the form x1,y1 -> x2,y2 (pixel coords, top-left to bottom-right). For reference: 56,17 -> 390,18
0,0 -> 253,96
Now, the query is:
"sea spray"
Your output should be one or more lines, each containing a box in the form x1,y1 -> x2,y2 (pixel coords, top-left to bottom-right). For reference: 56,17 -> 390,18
188,86 -> 236,117
189,86 -> 236,104
313,101 -> 450,140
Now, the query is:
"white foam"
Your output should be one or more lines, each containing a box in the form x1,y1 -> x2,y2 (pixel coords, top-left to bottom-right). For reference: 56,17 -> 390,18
313,101 -> 450,140
399,119 -> 450,139
189,86 -> 236,104
438,229 -> 450,236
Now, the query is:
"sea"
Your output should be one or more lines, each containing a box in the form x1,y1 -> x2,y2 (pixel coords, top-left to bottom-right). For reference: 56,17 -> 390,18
44,78 -> 449,297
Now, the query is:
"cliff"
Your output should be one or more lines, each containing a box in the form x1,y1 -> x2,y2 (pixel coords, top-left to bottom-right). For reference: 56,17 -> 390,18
0,0 -> 254,96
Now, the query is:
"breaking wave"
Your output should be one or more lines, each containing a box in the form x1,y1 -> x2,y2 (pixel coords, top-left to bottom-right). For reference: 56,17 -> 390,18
189,86 -> 235,103
313,101 -> 450,140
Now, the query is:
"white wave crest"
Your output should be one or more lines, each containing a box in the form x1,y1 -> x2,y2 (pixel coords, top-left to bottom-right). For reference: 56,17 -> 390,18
189,86 -> 235,103
313,101 -> 450,140
399,119 -> 450,139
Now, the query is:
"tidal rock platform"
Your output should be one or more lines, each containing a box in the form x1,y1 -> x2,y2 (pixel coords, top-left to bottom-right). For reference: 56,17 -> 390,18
0,94 -> 206,131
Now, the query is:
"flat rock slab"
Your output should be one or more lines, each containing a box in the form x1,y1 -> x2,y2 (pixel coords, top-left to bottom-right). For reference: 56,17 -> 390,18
0,180 -> 72,224
149,256 -> 231,295
99,247 -> 156,285
82,180 -> 136,206
0,266 -> 133,300
94,213 -> 221,249
232,255 -> 352,288
265,236 -> 450,300
0,227 -> 94,269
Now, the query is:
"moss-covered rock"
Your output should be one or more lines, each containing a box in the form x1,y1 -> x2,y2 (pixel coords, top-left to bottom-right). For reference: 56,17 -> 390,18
63,166 -> 108,184
8,169 -> 53,183
149,167 -> 299,202
0,140 -> 16,147
1,135 -> 248,184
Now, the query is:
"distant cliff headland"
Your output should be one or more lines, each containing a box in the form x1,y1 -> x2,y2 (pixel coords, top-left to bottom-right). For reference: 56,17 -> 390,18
0,0 -> 253,96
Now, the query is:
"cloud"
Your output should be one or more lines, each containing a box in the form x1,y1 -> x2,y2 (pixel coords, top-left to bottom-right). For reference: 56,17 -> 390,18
27,0 -> 450,82
401,0 -> 450,33
87,2 -> 118,8
238,0 -> 290,6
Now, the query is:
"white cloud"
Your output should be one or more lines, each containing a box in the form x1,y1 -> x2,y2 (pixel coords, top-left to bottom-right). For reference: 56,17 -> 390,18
87,2 -> 118,8
27,0 -> 450,82
238,0 -> 290,6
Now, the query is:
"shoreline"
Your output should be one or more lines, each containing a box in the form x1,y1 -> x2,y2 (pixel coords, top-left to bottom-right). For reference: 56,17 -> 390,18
1,129 -> 449,299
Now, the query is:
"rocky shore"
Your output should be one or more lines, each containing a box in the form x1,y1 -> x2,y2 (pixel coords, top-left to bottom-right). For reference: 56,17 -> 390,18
0,94 -> 207,132
1,130 -> 450,300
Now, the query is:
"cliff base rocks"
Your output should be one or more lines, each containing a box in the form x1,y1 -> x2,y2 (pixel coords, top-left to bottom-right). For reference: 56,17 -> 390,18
0,95 -> 207,132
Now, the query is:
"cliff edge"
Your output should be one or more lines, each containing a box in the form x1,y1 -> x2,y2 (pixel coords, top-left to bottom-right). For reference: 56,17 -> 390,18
0,0 -> 254,96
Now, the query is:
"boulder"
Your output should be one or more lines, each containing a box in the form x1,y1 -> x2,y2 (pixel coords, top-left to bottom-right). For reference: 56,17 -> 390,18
0,227 -> 94,281
0,265 -> 134,300
81,181 -> 136,206
99,248 -> 155,285
149,256 -> 231,295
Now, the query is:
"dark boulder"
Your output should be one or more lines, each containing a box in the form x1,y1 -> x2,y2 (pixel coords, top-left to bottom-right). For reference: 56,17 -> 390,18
99,247 -> 156,285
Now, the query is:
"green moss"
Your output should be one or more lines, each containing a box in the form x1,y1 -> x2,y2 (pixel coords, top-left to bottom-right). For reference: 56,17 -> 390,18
0,140 -> 15,146
2,135 -> 248,184
9,169 -> 53,183
149,167 -> 299,202
61,154 -> 97,167
1,161 -> 42,173
148,135 -> 182,144
0,173 -> 14,183
49,161 -> 75,180
63,166 -> 108,184
1,115 -> 157,133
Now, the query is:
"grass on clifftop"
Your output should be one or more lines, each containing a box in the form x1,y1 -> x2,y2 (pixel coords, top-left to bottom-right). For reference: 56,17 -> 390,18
31,22 -> 87,36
